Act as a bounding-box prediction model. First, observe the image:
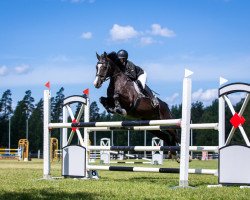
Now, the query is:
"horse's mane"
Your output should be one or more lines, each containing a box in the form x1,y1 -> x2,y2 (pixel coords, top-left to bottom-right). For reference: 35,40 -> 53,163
107,51 -> 117,62
106,51 -> 125,71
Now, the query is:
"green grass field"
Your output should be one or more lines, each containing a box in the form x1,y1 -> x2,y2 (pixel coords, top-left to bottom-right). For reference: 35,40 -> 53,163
0,159 -> 250,200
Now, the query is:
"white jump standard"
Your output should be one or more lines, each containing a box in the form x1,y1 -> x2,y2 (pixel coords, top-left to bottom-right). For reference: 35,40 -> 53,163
43,69 -> 227,187
217,82 -> 250,186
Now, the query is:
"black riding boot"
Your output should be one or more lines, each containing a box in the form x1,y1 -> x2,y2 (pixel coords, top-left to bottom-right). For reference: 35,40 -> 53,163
143,89 -> 159,108
137,81 -> 158,107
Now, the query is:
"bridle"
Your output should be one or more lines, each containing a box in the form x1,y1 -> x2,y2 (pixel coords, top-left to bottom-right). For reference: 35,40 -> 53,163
96,59 -> 111,82
96,55 -> 124,83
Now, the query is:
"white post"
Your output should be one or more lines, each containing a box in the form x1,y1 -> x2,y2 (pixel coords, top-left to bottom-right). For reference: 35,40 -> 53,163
218,97 -> 225,147
43,90 -> 51,179
218,77 -> 228,147
84,97 -> 90,172
111,131 -> 114,146
190,127 -> 193,159
144,130 -> 147,158
62,106 -> 68,147
8,118 -> 11,151
179,69 -> 193,187
128,130 -> 130,156
94,131 -> 97,159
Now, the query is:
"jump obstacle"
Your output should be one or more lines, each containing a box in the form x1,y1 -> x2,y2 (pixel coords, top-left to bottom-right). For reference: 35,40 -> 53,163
43,69 -> 250,187
0,139 -> 29,161
99,137 -> 162,165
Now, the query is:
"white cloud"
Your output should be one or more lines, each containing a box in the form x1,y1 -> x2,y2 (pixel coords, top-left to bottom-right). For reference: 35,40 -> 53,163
110,24 -> 139,41
140,37 -> 155,45
81,32 -> 92,39
227,92 -> 246,105
50,55 -> 69,62
150,24 -> 175,37
108,23 -> 175,44
166,93 -> 180,105
14,64 -> 31,74
192,88 -> 218,102
0,65 -> 8,76
0,60 -> 94,87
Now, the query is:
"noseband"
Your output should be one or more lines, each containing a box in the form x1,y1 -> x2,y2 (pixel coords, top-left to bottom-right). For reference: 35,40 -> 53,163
96,60 -> 111,82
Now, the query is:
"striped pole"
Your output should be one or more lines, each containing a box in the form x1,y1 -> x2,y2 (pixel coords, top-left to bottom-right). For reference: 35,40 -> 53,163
110,161 -> 151,164
88,146 -> 218,152
87,165 -> 217,175
48,119 -> 181,129
49,122 -> 218,130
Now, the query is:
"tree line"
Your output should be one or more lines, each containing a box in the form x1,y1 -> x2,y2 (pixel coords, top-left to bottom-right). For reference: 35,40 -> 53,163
0,88 -> 249,154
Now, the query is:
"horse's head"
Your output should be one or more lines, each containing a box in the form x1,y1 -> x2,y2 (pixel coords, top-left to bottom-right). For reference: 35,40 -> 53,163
94,52 -> 112,88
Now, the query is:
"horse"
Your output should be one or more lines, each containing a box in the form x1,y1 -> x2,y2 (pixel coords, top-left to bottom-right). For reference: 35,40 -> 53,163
93,52 -> 180,150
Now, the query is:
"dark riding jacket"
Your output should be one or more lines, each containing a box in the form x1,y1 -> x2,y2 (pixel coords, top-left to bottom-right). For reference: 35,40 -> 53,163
108,52 -> 144,81
123,60 -> 144,81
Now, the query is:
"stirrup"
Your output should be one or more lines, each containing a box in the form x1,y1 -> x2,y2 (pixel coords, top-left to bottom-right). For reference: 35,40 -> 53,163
152,98 -> 159,108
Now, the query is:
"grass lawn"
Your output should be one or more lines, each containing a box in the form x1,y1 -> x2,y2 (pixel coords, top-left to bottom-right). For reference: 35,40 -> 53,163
0,159 -> 250,200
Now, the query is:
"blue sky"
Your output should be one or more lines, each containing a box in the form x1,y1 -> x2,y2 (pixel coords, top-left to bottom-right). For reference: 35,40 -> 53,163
0,0 -> 250,109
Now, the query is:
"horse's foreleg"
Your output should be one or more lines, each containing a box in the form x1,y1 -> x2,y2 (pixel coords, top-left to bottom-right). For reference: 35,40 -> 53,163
113,94 -> 127,116
99,97 -> 115,113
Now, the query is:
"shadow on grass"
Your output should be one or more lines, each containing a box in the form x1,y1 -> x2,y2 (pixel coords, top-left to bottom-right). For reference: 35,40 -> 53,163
101,174 -> 179,184
100,173 -> 216,188
0,189 -> 97,200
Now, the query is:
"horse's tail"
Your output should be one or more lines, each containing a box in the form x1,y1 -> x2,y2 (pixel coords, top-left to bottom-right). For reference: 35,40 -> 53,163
157,98 -> 174,119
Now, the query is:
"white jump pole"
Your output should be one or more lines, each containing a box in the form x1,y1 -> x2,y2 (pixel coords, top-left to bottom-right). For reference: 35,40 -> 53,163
179,69 -> 193,187
43,90 -> 51,179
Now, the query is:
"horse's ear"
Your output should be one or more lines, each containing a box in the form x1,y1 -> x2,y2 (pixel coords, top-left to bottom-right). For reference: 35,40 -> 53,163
96,52 -> 100,60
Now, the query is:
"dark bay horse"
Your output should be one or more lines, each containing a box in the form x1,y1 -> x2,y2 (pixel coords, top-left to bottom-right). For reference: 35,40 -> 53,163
94,52 -> 180,148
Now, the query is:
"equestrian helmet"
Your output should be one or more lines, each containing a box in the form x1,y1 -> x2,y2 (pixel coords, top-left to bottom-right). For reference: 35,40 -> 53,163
117,49 -> 128,59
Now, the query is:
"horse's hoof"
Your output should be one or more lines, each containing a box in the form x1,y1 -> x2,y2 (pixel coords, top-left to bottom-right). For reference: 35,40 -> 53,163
99,97 -> 106,104
115,108 -> 122,114
121,109 -> 127,116
107,108 -> 115,114
114,108 -> 127,116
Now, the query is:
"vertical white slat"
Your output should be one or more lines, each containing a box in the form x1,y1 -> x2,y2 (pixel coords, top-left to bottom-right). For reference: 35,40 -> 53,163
43,90 -> 51,179
179,69 -> 192,187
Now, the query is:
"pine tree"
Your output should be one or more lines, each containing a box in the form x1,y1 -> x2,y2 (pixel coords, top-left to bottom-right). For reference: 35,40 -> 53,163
90,101 -> 100,121
11,90 -> 34,147
29,99 -> 43,152
51,87 -> 65,140
0,89 -> 13,147
196,100 -> 218,146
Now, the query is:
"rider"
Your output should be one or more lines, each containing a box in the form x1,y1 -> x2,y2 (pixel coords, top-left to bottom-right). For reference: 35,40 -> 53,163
116,49 -> 158,107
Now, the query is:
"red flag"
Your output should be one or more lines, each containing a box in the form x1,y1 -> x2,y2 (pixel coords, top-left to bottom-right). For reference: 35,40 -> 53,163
45,81 -> 50,89
83,88 -> 89,96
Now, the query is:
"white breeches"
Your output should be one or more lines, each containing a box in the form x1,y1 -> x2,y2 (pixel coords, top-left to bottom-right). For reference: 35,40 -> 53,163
138,72 -> 147,89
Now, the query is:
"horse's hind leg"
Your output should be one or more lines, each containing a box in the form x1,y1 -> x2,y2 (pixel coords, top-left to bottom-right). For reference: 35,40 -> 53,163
150,130 -> 171,145
166,129 -> 180,161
